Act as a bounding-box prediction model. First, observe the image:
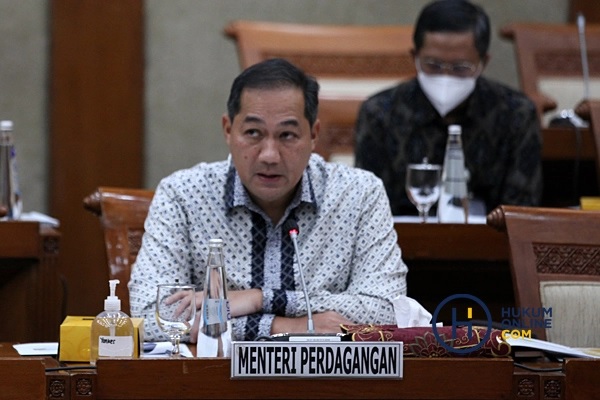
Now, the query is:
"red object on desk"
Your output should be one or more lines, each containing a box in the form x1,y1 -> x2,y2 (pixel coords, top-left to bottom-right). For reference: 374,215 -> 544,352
342,324 -> 511,358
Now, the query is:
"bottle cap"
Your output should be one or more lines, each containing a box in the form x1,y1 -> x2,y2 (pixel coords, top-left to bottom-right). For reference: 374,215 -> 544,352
448,124 -> 462,135
104,279 -> 121,311
209,238 -> 224,247
0,120 -> 13,131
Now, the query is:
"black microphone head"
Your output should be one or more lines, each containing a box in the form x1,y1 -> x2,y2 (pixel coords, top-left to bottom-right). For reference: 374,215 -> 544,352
283,219 -> 299,235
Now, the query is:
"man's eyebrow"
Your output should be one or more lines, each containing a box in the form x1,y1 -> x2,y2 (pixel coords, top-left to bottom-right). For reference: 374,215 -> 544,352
242,115 -> 264,124
241,116 -> 300,127
278,118 -> 300,127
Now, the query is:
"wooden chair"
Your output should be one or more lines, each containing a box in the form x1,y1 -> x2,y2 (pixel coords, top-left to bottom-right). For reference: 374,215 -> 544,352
500,22 -> 600,125
487,205 -> 600,347
224,20 -> 415,95
315,98 -> 362,165
224,20 -> 415,164
83,186 -> 154,314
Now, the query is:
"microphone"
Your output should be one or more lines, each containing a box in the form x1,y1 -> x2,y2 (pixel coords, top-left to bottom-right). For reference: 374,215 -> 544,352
283,219 -> 314,333
270,219 -> 346,342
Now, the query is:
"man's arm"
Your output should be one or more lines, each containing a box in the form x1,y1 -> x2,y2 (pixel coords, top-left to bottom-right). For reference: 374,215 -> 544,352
354,98 -> 388,174
128,180 -> 197,342
502,97 -> 543,206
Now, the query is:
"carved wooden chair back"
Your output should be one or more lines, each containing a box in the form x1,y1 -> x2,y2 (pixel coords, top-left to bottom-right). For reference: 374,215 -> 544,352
500,22 -> 600,125
224,20 -> 415,164
487,205 -> 600,347
83,186 -> 154,314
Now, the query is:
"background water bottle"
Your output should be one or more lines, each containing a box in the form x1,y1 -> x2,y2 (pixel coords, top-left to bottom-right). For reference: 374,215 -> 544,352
0,120 -> 22,220
438,124 -> 469,223
197,238 -> 232,358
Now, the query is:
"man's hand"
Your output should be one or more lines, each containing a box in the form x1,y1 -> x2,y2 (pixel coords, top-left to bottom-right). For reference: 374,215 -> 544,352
575,99 -> 591,121
271,311 -> 354,335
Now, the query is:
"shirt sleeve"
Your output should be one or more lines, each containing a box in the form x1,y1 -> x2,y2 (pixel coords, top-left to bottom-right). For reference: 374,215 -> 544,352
501,98 -> 543,207
129,177 -> 278,342
128,179 -> 196,342
354,97 -> 389,175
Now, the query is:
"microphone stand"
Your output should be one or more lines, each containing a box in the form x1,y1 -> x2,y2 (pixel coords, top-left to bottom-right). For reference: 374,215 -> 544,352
288,228 -> 315,333
269,219 -> 347,342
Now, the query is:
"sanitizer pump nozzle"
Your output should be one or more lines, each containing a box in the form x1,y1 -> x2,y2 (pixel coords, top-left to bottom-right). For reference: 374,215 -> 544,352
104,279 -> 121,312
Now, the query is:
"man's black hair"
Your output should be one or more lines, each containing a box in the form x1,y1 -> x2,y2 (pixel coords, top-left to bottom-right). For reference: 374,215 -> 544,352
227,58 -> 320,126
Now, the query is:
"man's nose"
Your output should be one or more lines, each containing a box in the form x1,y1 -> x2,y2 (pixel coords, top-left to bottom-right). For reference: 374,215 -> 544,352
258,138 -> 281,164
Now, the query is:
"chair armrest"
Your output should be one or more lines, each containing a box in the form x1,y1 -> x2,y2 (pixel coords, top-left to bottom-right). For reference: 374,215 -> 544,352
486,206 -> 507,232
83,190 -> 102,216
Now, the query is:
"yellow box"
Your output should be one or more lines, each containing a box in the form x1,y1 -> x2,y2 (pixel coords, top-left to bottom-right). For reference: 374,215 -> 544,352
581,197 -> 600,211
59,316 -> 144,362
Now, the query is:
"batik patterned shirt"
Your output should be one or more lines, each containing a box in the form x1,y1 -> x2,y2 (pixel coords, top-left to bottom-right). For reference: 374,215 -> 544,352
355,77 -> 543,216
129,154 -> 408,341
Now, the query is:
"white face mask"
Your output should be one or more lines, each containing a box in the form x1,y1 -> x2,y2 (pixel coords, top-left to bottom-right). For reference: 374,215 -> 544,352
417,72 -> 477,117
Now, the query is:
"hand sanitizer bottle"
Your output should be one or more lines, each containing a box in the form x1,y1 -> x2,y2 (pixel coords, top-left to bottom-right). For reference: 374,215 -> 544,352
90,279 -> 134,365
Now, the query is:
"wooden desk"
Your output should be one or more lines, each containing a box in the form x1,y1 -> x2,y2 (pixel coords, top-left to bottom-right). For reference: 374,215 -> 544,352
2,342 -> 597,400
0,357 -> 54,400
88,357 -> 515,400
0,221 -> 62,342
541,126 -> 599,207
395,223 -> 513,324
542,126 -> 595,161
46,357 -> 599,400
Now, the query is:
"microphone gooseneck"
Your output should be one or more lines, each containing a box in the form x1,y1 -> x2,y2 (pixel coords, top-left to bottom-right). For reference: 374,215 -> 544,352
284,219 -> 314,333
578,13 -> 590,100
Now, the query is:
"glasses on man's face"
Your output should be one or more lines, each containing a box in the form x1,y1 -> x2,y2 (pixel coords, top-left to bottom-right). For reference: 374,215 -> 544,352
417,58 -> 480,78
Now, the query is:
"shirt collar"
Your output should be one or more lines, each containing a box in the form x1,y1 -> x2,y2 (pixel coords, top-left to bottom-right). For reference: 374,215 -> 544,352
223,155 -> 318,216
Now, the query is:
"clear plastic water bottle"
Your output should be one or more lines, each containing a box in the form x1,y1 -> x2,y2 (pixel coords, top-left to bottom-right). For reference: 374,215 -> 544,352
0,120 -> 22,220
438,125 -> 469,223
197,238 -> 232,358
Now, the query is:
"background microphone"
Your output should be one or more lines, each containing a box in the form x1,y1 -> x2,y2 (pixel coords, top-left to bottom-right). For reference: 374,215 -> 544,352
283,218 -> 314,333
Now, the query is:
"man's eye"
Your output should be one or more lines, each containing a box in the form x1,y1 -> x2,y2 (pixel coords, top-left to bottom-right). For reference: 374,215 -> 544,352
280,131 -> 298,140
245,129 -> 260,137
453,65 -> 472,73
425,62 -> 443,72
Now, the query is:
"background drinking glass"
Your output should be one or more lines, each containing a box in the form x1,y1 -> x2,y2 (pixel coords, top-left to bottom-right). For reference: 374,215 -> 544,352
406,162 -> 442,223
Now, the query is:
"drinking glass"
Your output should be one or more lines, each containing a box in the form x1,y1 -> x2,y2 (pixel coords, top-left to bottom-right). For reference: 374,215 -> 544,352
405,162 -> 442,223
155,283 -> 196,357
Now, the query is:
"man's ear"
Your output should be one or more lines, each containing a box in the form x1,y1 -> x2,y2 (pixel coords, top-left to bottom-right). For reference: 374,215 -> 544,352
311,119 -> 320,151
481,53 -> 491,69
222,113 -> 232,145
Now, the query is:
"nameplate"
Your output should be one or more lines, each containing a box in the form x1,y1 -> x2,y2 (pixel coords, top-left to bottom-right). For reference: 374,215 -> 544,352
231,341 -> 403,379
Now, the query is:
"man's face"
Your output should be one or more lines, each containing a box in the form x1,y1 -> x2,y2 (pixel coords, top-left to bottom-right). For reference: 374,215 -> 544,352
222,87 -> 318,219
414,31 -> 487,77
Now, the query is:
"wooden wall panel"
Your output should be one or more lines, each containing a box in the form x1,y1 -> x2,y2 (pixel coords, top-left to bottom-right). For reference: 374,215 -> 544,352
570,0 -> 600,23
50,0 -> 144,316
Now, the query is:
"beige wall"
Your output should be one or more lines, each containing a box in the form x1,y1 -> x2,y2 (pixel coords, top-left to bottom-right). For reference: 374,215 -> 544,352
0,0 -> 569,214
0,0 -> 48,213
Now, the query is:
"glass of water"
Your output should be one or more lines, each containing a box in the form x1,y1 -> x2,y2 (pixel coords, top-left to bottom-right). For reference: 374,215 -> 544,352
406,162 -> 442,223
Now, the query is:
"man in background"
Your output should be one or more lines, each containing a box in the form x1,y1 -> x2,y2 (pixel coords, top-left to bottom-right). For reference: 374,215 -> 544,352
355,0 -> 542,216
129,58 -> 408,342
